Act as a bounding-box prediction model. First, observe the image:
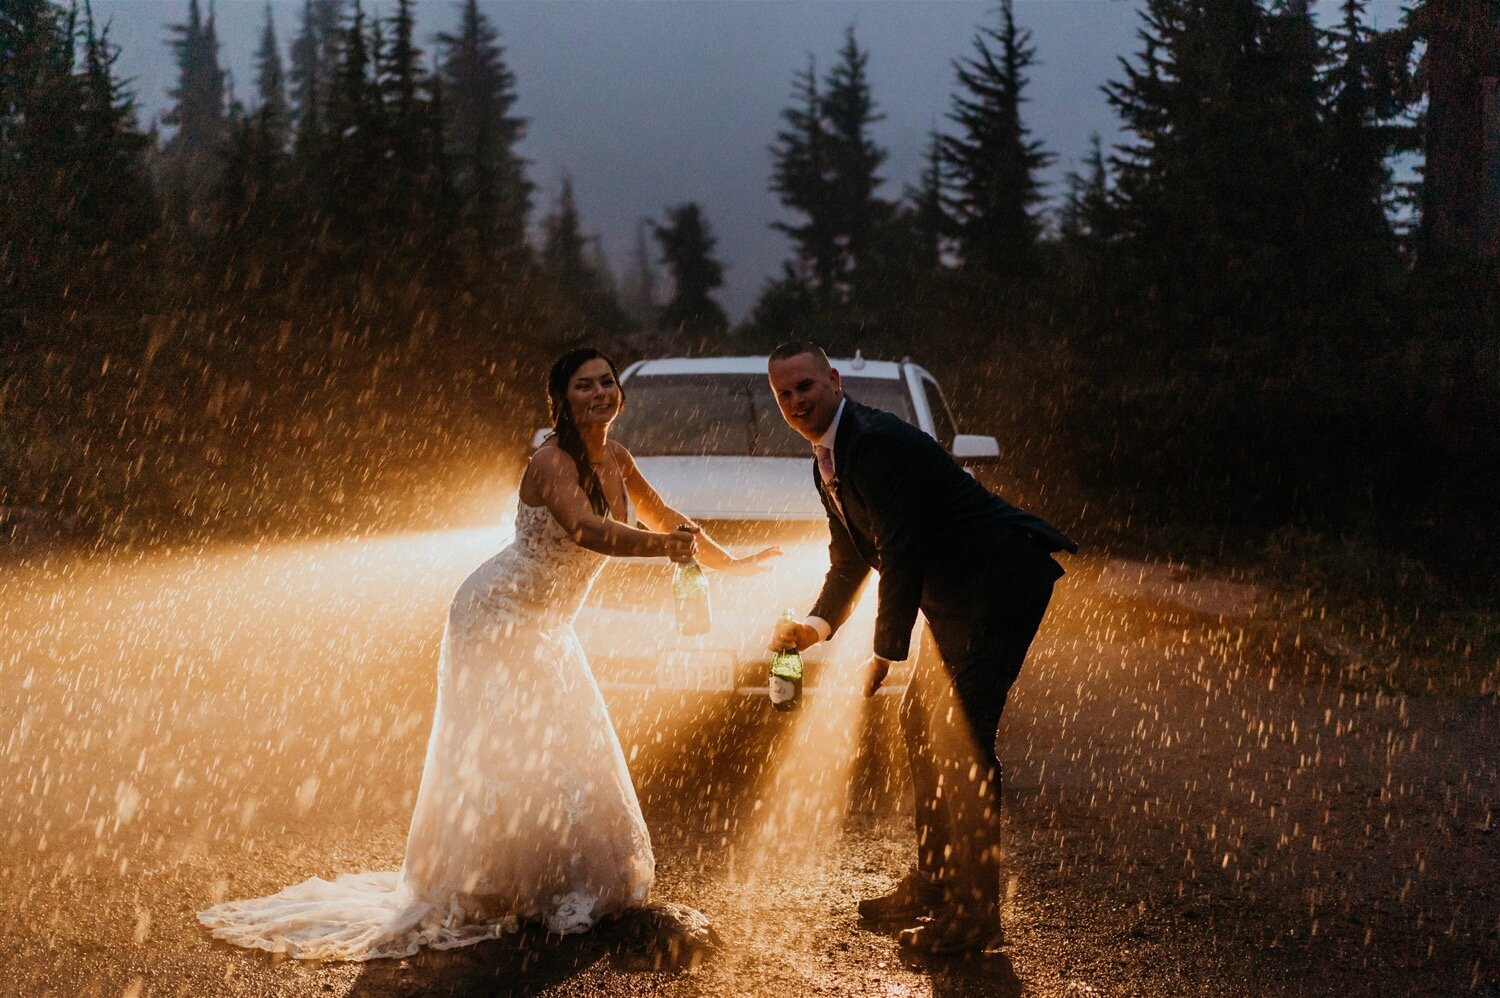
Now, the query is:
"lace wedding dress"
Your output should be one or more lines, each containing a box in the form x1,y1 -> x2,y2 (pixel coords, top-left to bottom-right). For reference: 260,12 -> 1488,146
198,499 -> 654,960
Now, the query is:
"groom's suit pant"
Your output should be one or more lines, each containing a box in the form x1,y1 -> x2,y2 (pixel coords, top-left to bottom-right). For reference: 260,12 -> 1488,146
899,525 -> 1061,906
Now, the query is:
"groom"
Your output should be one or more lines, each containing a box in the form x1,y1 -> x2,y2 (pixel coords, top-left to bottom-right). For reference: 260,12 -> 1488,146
766,341 -> 1075,956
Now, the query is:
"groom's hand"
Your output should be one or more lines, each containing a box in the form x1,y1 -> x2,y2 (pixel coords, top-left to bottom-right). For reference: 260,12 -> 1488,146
768,618 -> 818,653
861,655 -> 892,698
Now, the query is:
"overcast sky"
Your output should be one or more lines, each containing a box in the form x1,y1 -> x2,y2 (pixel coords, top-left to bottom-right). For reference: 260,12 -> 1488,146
92,0 -> 1407,323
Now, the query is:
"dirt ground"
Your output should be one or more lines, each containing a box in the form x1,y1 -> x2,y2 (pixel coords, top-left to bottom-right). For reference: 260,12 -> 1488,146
0,546 -> 1495,996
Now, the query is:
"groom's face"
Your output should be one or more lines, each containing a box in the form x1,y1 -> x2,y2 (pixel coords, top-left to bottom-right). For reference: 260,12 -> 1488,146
768,352 -> 843,444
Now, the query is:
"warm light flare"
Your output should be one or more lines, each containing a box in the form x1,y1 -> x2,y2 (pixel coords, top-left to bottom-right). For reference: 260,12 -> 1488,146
729,650 -> 876,877
0,508 -> 522,862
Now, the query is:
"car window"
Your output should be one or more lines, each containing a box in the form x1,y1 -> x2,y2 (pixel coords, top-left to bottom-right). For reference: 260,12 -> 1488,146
613,374 -> 916,457
837,377 -> 915,431
610,376 -> 754,455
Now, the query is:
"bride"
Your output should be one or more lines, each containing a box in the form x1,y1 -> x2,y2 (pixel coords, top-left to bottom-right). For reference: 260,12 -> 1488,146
199,348 -> 779,960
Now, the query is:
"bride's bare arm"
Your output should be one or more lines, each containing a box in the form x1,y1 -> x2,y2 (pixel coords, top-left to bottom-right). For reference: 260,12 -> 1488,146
523,446 -> 692,560
615,443 -> 780,574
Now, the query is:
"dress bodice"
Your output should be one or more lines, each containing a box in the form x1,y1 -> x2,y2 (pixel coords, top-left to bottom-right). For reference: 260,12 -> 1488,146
458,497 -> 628,631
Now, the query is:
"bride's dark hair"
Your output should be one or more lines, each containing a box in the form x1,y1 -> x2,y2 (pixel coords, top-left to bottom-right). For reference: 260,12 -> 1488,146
545,347 -> 625,517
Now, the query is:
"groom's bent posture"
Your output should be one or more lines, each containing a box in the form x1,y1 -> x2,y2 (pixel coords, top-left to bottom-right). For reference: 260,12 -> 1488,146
766,342 -> 1075,956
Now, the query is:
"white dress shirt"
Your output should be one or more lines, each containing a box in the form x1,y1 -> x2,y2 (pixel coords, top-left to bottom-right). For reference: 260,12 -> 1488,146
804,397 -> 847,644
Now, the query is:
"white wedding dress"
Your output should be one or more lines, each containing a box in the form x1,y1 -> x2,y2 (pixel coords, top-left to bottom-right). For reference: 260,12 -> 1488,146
198,499 -> 654,960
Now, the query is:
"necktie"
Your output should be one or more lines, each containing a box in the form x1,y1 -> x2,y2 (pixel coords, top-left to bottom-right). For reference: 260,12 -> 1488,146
814,444 -> 835,484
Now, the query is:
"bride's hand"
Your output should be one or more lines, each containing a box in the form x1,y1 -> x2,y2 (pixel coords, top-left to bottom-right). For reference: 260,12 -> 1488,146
723,546 -> 782,576
665,526 -> 700,563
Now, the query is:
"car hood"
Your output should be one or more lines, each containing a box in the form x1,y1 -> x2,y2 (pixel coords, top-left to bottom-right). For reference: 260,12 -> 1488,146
631,455 -> 823,521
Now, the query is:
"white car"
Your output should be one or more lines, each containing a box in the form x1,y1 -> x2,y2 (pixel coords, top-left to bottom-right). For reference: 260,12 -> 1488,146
561,354 -> 1000,695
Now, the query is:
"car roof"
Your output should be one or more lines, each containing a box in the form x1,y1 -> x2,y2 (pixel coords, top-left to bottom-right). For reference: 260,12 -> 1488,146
626,355 -> 907,379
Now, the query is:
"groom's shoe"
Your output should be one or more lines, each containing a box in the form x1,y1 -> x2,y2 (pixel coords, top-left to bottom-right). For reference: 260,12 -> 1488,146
857,869 -> 946,925
896,904 -> 1004,957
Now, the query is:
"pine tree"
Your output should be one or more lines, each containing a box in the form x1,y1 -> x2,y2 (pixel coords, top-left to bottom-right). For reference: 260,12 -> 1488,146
438,0 -> 531,262
1,0 -> 82,307
213,104 -> 283,251
1102,0 -> 1389,348
1056,132 -> 1115,319
1105,0 -> 1316,343
655,202 -> 728,337
380,0 -> 420,172
1256,0 -> 1334,282
943,0 -> 1050,277
821,26 -> 888,296
212,4 -> 288,253
252,3 -> 288,151
769,56 -> 837,298
288,0 -> 341,152
1104,0 -> 1186,257
623,219 -> 659,327
1058,133 -> 1111,248
371,0 -> 445,243
1327,0 -> 1389,230
323,0 -> 384,234
77,0 -> 158,257
768,31 -> 890,306
589,237 -> 619,300
540,175 -> 628,337
419,53 -> 456,251
1403,0 -> 1498,260
540,174 -> 593,291
160,0 -> 229,221
1,0 -> 157,312
847,129 -> 947,326
1320,0 -> 1412,332
905,130 -> 949,272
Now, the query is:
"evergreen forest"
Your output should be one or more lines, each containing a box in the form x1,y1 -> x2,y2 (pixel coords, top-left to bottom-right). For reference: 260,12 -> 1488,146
2,0 -> 1496,689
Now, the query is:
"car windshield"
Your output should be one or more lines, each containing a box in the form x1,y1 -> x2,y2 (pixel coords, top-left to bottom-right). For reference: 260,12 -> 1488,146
612,374 -> 915,457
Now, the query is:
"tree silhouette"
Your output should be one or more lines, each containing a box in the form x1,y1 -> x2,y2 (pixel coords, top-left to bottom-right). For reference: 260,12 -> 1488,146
252,2 -> 288,151
541,176 -> 627,338
655,202 -> 728,338
623,219 -> 659,328
1,0 -> 157,316
943,0 -> 1049,278
821,26 -> 888,298
321,0 -> 383,236
77,1 -> 157,259
1,0 -> 84,313
1058,133 -> 1111,249
769,56 -> 835,299
288,0 -> 340,151
438,0 -> 531,265
905,130 -> 950,273
160,0 -> 229,224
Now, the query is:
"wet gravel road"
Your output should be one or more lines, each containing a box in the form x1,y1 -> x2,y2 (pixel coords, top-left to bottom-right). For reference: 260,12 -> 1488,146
1,540 -> 1496,997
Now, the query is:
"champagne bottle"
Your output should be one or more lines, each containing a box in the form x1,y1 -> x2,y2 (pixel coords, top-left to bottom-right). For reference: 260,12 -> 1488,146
671,554 -> 711,636
769,609 -> 804,711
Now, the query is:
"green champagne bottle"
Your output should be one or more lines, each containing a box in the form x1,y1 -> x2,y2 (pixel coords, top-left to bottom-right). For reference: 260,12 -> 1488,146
672,558 -> 711,636
769,609 -> 803,711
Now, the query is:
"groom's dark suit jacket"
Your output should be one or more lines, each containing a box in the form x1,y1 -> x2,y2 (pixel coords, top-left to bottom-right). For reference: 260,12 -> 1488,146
809,399 -> 1076,662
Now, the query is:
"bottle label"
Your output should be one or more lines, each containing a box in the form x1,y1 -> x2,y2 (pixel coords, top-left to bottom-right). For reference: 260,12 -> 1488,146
769,675 -> 797,704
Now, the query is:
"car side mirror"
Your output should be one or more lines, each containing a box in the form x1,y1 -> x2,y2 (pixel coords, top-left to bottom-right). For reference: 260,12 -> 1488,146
530,427 -> 552,451
951,434 -> 999,462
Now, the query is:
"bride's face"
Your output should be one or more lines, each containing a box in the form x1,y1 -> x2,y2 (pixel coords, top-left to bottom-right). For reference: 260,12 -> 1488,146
566,359 -> 622,431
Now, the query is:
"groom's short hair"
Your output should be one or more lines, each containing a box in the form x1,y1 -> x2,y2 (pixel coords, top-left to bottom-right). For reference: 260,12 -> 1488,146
768,340 -> 831,368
